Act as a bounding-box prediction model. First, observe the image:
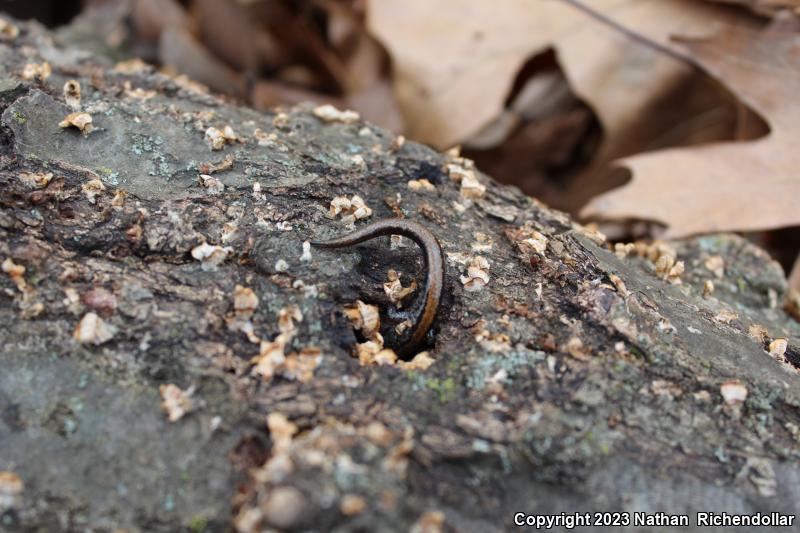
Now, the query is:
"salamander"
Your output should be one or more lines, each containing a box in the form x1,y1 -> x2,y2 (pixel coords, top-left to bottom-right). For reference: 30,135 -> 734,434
311,219 -> 444,357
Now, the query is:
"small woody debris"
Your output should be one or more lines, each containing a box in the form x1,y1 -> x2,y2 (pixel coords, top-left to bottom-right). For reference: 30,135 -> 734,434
408,179 -> 436,193
63,80 -> 81,110
272,112 -> 290,127
445,161 -> 473,183
2,258 -> 26,291
300,241 -> 312,262
233,285 -> 259,318
506,225 -> 547,256
274,259 -> 289,272
62,287 -> 80,312
395,319 -> 412,336
445,146 -> 461,158
747,324 -> 770,343
205,125 -> 238,150
253,128 -> 278,146
228,318 -> 259,344
703,280 -> 715,299
460,256 -> 490,291
614,242 -> 635,259
575,222 -> 606,245
278,305 -> 303,335
399,351 -> 436,371
390,134 -> 406,151
18,171 -> 53,189
252,182 -> 266,203
411,510 -> 445,533
111,190 -> 126,207
81,179 -> 106,204
693,390 -> 712,403
460,174 -> 486,200
786,422 -> 800,443
340,494 -> 367,516
768,338 -> 788,358
374,349 -> 398,366
344,300 -> 381,338
383,269 -> 417,308
0,18 -> 19,41
82,287 -> 117,317
313,104 -> 360,124
73,312 -> 116,345
365,421 -> 394,446
198,154 -> 234,174
59,112 -> 94,135
199,174 -> 225,194
475,328 -> 511,353
347,154 -> 365,168
356,333 -> 398,366
470,232 -> 493,253
654,252 -> 683,284
252,338 -> 286,380
281,347 -> 323,382
720,380 -> 748,405
704,255 -> 725,278
446,159 -> 485,199
609,274 -> 629,297
628,241 -> 684,284
266,412 -> 297,450
123,84 -> 156,101
20,61 -> 51,81
0,471 -> 23,510
383,426 -> 414,476
191,243 -> 233,270
714,310 -> 739,325
329,194 -> 372,221
113,58 -> 150,74
563,336 -> 590,360
251,306 -> 317,382
329,196 -> 351,217
173,75 -> 210,95
159,383 -> 194,422
650,379 -> 683,399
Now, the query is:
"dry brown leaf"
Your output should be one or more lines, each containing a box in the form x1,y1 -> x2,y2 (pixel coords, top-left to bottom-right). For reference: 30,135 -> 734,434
789,255 -> 800,292
584,21 -> 800,237
159,26 -> 245,97
132,0 -> 190,43
191,0 -> 285,72
251,79 -> 346,110
346,80 -> 406,134
323,0 -> 385,92
367,0 -> 745,148
707,0 -> 800,17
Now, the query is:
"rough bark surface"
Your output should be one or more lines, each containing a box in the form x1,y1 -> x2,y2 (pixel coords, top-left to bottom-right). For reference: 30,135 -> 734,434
1,18 -> 799,533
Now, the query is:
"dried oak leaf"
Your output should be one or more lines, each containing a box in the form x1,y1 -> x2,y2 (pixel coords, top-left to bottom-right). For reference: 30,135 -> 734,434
367,0 -> 743,148
584,21 -> 800,237
708,0 -> 800,17
159,384 -> 194,422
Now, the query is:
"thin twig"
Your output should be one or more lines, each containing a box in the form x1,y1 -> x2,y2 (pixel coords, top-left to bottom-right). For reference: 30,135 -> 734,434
556,0 -> 698,67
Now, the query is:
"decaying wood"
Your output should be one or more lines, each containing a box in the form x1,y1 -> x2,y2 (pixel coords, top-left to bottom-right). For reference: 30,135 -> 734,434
0,18 -> 799,533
